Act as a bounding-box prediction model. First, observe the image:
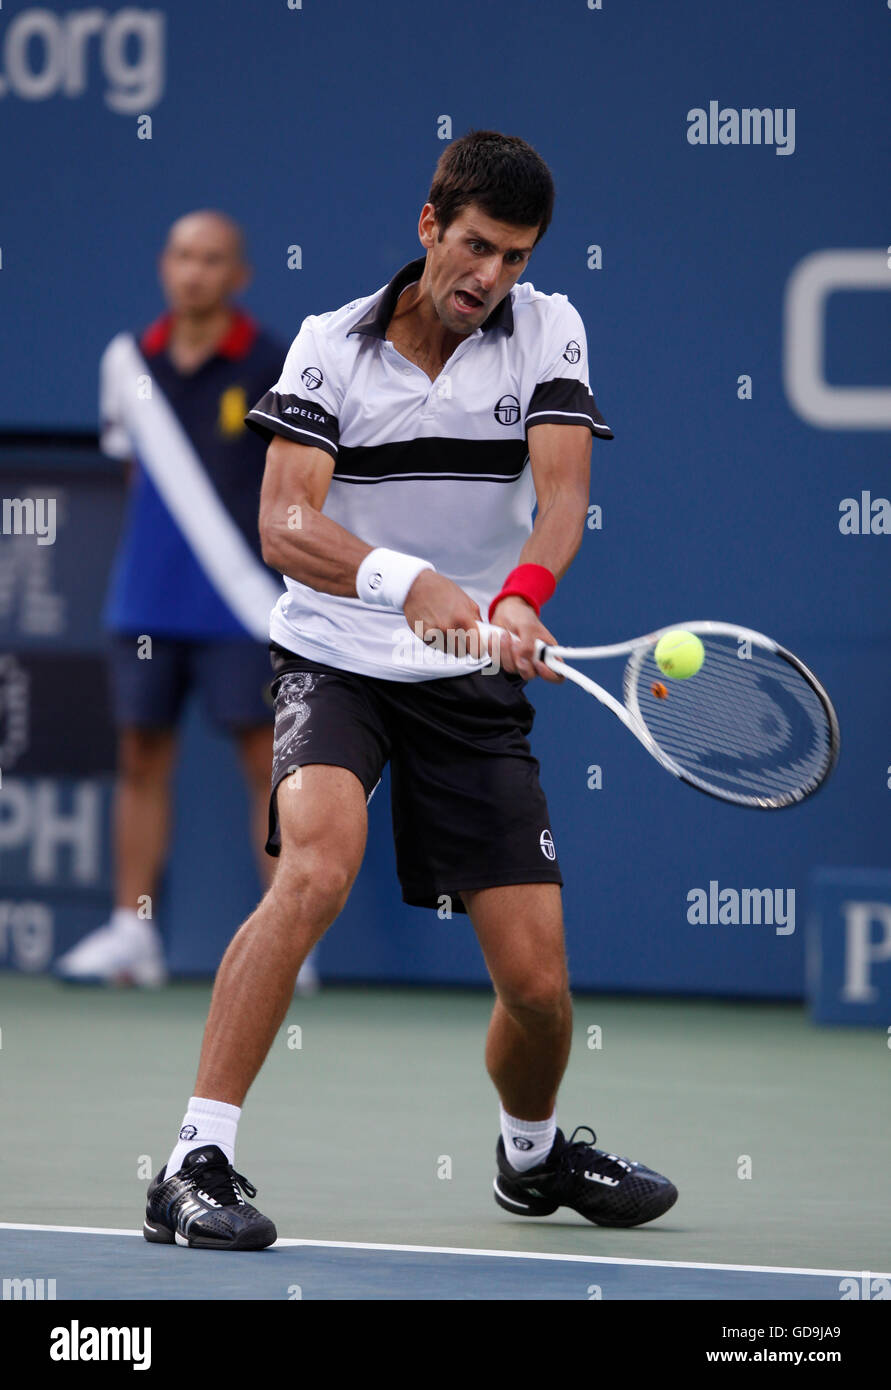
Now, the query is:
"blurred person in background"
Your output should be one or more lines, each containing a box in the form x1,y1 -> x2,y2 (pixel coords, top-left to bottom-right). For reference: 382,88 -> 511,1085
55,211 -> 319,994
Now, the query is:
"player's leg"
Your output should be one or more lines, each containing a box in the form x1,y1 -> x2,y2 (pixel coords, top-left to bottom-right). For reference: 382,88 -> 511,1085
460,881 -> 572,1122
184,649 -> 386,1108
234,717 -> 321,1000
55,636 -> 187,984
465,877 -> 677,1227
199,637 -> 322,994
387,664 -> 677,1227
236,723 -> 322,996
144,651 -> 388,1249
387,666 -> 567,1112
143,762 -> 368,1250
192,763 -> 366,1106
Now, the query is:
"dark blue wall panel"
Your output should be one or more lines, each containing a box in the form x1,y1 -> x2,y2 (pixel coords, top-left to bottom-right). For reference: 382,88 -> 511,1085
0,0 -> 888,993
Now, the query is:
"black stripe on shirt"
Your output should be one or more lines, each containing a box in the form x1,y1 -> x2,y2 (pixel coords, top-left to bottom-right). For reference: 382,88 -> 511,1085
245,392 -> 340,457
333,436 -> 530,483
525,378 -> 614,438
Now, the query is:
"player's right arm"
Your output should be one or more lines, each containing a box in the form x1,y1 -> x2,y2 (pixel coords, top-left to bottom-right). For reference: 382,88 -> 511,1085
250,315 -> 481,640
258,435 -> 480,635
258,434 -> 368,595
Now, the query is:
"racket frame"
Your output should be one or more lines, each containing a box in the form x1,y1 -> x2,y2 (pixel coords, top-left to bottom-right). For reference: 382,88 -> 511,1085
476,619 -> 840,808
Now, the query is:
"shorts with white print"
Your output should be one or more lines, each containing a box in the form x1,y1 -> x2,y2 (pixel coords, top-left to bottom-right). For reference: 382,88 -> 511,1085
266,641 -> 563,914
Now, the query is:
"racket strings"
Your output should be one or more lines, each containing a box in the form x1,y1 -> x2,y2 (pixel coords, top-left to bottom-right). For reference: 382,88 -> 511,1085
627,637 -> 834,805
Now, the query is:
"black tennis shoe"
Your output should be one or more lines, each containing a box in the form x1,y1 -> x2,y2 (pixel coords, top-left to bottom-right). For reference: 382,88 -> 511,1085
494,1125 -> 677,1228
143,1144 -> 277,1250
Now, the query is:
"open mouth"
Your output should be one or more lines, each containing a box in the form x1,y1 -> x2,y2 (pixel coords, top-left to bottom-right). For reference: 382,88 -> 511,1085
454,289 -> 484,312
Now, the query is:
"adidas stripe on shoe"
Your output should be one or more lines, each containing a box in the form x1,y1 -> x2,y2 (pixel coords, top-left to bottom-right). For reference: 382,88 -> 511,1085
143,1144 -> 277,1250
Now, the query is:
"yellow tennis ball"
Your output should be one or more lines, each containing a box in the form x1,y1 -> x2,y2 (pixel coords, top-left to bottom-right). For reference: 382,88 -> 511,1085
654,630 -> 704,679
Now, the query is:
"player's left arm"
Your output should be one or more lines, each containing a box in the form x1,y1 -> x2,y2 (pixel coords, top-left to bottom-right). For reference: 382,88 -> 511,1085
522,421 -> 593,579
489,422 -> 592,681
488,296 -> 613,678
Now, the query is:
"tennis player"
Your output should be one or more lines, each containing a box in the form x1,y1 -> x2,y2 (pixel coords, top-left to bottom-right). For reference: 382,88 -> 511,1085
144,132 -> 678,1249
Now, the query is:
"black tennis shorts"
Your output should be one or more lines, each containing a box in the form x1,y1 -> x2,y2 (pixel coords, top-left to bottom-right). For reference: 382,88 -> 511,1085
266,641 -> 563,914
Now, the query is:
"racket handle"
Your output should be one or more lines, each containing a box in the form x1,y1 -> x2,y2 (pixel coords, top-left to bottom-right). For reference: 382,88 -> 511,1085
476,623 -> 551,663
475,621 -> 510,654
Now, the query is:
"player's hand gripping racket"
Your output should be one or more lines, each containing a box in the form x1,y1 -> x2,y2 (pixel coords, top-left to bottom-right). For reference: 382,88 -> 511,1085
476,620 -> 839,809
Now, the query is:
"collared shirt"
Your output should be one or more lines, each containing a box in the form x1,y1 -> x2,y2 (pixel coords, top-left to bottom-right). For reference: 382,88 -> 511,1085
246,257 -> 613,681
102,310 -> 286,637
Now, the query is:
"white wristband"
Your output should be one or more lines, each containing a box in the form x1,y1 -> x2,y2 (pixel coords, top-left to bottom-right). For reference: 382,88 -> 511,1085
355,548 -> 435,610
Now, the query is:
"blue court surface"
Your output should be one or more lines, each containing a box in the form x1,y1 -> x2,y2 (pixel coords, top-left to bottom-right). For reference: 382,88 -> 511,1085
1,1225 -> 883,1301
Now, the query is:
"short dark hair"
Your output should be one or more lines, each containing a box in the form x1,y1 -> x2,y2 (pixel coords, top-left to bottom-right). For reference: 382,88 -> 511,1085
427,130 -> 555,244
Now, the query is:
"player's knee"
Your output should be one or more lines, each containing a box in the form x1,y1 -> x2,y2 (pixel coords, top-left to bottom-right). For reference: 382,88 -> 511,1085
273,852 -> 354,926
499,971 -> 569,1020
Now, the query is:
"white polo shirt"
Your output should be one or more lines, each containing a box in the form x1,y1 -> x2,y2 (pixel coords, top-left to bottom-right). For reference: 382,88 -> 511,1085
246,256 -> 613,681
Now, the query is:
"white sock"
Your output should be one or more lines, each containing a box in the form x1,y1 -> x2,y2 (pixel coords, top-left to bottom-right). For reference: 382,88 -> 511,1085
500,1104 -> 557,1172
165,1096 -> 241,1177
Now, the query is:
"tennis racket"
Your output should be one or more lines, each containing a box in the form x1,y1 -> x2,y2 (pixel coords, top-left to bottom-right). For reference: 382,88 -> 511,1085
476,619 -> 840,809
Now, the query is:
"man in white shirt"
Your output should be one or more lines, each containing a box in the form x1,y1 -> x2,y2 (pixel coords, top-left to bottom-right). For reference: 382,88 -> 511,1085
143,131 -> 677,1251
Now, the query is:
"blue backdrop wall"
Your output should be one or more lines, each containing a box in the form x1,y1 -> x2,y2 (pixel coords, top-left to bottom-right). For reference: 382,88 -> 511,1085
0,0 -> 888,994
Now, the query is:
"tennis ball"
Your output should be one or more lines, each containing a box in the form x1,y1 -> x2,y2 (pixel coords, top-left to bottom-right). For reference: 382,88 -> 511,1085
654,630 -> 704,679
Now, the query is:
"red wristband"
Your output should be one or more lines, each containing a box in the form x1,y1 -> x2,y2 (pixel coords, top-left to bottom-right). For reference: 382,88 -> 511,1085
488,564 -> 556,622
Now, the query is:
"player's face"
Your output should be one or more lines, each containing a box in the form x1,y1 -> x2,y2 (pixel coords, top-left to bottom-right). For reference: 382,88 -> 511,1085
419,203 -> 539,335
159,216 -> 248,316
